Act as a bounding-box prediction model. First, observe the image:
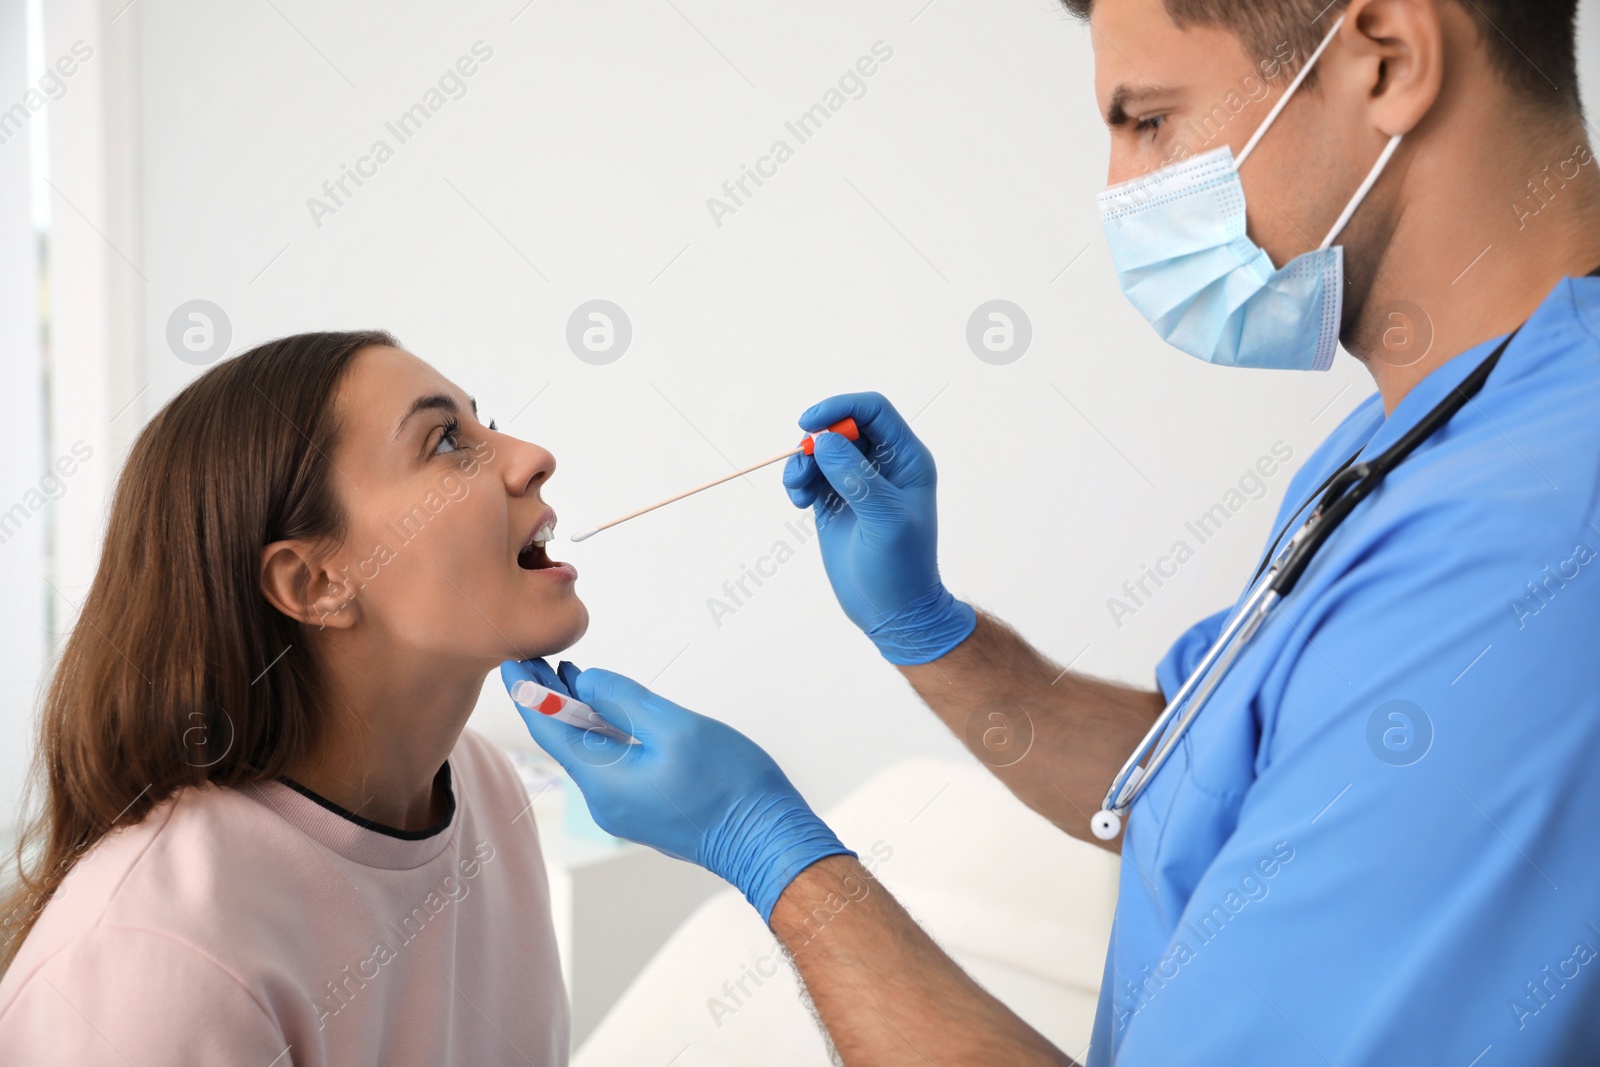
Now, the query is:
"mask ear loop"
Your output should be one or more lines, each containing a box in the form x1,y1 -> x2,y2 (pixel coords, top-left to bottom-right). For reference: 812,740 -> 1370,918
1237,13 -> 1346,168
1318,133 -> 1404,249
1229,11 -> 1404,251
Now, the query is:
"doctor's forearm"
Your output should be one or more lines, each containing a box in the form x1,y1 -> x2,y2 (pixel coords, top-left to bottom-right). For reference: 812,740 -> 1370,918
896,609 -> 1162,852
772,854 -> 1078,1067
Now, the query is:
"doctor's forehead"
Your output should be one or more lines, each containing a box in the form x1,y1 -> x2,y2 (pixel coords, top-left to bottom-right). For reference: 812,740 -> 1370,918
1089,0 -> 1259,122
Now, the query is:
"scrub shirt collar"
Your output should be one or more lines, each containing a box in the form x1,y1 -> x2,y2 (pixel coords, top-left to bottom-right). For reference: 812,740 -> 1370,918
1353,280 -> 1569,460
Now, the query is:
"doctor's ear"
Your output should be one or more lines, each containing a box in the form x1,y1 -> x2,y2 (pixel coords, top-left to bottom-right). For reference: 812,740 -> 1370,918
1336,0 -> 1446,137
260,538 -> 360,631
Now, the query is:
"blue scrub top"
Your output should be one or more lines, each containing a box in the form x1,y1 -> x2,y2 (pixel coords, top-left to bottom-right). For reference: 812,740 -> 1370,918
1089,274 -> 1600,1066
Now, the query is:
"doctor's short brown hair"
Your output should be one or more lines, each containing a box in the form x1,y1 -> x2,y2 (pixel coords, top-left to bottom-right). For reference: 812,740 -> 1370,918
1057,0 -> 1582,116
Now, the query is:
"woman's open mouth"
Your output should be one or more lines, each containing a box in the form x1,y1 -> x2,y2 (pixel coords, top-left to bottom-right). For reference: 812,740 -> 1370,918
517,516 -> 577,579
518,517 -> 558,569
517,542 -> 554,569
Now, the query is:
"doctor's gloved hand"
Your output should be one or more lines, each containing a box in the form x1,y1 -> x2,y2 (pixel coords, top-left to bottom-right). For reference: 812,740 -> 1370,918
782,391 -> 976,665
500,658 -> 855,924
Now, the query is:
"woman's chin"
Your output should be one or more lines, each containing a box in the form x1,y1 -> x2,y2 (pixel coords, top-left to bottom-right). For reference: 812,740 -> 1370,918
514,602 -> 589,660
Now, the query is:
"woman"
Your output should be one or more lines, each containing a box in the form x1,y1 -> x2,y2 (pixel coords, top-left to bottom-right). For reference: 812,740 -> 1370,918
0,331 -> 577,1064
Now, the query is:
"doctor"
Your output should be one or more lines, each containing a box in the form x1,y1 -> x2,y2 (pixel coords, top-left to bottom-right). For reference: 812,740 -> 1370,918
508,0 -> 1600,1061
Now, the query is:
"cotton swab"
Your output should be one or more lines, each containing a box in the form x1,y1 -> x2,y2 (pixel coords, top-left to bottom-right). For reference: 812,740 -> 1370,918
569,417 -> 860,542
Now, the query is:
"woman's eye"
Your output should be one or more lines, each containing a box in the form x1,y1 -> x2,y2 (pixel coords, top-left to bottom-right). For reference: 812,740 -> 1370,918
431,415 -> 492,457
433,421 -> 463,455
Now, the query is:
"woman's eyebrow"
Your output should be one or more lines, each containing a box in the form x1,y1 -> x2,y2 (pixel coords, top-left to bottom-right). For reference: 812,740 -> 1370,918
392,393 -> 478,440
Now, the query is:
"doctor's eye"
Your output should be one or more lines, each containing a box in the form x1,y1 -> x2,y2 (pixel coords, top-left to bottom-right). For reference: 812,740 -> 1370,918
1133,114 -> 1167,136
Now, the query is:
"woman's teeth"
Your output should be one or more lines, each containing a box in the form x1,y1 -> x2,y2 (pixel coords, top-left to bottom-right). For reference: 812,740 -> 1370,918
519,519 -> 559,570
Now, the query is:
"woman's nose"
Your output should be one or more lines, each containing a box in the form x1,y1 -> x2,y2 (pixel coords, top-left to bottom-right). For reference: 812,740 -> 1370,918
502,434 -> 555,496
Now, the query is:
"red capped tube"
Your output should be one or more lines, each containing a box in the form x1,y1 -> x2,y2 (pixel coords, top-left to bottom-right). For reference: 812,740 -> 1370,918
800,417 -> 861,455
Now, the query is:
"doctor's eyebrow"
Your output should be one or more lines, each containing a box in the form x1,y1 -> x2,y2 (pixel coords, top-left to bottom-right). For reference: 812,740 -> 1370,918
1105,84 -> 1179,127
393,393 -> 479,440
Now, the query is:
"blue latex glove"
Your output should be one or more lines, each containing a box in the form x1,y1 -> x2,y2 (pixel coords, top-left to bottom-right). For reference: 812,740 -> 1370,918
501,657 -> 855,924
781,391 -> 976,665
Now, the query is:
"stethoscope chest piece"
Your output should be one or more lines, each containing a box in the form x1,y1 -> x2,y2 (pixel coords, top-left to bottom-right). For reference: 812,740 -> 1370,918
1091,809 -> 1122,841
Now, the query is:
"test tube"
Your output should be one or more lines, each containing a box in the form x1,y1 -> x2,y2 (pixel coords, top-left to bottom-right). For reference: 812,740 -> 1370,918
510,679 -> 635,744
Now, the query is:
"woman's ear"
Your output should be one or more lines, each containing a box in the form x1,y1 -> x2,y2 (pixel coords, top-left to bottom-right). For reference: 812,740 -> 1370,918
260,539 -> 358,632
1344,0 -> 1445,136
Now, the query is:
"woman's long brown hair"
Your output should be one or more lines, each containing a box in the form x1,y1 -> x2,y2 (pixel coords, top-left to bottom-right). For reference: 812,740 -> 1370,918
0,329 -> 397,973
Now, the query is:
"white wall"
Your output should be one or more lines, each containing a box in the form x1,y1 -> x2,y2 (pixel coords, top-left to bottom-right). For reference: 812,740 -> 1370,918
0,0 -> 141,846
0,0 -> 48,842
9,0 -> 1600,828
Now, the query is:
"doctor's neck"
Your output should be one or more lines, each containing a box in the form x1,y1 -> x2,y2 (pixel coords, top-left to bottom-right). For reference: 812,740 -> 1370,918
1342,44 -> 1600,414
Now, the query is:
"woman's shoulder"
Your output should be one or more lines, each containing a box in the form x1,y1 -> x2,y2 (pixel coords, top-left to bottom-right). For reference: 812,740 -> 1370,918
0,784 -> 292,1020
0,920 -> 285,1056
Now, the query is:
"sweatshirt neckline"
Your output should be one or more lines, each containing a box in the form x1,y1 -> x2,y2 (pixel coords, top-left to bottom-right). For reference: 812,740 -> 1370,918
241,762 -> 459,871
278,763 -> 456,841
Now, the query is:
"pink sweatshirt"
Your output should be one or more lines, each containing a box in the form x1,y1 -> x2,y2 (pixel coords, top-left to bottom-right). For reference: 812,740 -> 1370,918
0,728 -> 570,1066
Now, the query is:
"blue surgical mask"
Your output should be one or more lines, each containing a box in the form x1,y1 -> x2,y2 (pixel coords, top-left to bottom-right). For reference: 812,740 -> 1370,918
1096,14 -> 1402,371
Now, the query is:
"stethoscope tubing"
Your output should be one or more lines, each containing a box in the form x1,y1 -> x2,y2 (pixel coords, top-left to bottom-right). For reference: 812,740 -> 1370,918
1092,312 -> 1537,839
1100,544 -> 1286,817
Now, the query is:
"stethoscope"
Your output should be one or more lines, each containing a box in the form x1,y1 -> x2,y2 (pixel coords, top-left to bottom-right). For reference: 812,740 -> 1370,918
1089,310 -> 1544,841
